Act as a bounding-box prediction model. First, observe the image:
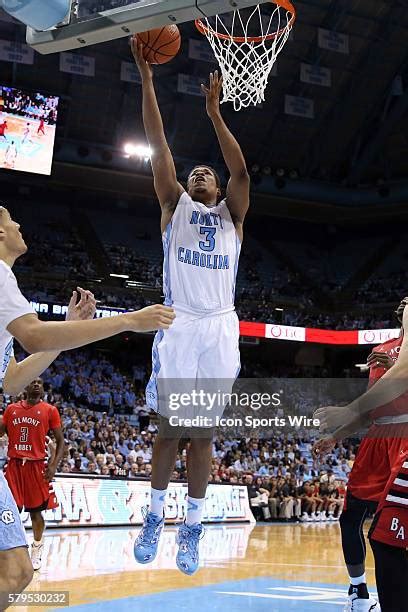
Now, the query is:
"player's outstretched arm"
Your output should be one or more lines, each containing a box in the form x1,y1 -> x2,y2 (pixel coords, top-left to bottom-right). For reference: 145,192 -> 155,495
315,307 -> 408,434
201,71 -> 250,234
131,36 -> 183,216
3,288 -> 96,395
7,304 -> 175,355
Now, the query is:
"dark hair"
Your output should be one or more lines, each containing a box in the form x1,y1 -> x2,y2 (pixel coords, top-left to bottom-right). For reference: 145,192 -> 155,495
188,165 -> 221,189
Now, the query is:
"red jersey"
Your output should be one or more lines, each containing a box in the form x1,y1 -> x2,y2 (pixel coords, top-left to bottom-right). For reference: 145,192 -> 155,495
0,122 -> 7,135
3,400 -> 61,460
368,335 -> 407,419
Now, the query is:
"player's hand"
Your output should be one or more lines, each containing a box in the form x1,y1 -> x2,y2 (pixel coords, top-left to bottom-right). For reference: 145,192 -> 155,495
66,288 -> 96,321
46,435 -> 57,463
312,436 -> 337,460
366,351 -> 394,370
131,36 -> 153,80
44,462 -> 57,482
201,71 -> 223,119
313,404 -> 354,434
127,305 -> 175,332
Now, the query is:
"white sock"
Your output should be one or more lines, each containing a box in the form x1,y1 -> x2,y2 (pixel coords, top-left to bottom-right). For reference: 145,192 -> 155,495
350,573 -> 366,586
150,487 -> 167,517
33,539 -> 43,547
186,496 -> 205,526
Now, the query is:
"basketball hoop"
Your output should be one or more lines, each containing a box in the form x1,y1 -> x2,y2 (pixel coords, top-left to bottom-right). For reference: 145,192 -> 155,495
195,0 -> 296,111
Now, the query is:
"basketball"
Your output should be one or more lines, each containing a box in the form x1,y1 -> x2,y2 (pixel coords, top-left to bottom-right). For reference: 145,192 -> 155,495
136,25 -> 181,65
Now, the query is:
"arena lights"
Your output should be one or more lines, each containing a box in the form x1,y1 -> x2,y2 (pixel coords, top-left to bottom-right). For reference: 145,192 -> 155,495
109,273 -> 129,279
124,143 -> 152,160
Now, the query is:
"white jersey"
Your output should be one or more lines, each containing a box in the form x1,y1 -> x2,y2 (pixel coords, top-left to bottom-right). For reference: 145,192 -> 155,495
163,192 -> 241,315
0,260 -> 34,384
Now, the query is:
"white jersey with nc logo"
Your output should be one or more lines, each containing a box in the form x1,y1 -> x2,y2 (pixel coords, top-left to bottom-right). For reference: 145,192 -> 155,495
162,192 -> 241,315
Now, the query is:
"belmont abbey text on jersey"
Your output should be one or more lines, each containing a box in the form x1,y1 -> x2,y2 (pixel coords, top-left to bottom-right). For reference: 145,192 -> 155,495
164,193 -> 241,314
3,400 -> 61,460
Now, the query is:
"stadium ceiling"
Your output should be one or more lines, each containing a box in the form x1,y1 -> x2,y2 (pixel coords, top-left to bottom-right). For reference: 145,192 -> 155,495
1,0 -> 408,188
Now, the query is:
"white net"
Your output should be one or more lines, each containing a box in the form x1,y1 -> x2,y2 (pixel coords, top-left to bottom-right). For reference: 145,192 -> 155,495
196,1 -> 295,111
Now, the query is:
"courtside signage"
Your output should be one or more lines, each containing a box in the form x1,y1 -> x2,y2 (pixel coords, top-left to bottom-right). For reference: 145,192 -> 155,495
19,477 -> 254,527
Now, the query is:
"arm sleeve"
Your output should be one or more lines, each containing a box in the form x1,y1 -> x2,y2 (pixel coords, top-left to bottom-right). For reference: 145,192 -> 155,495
0,268 -> 34,330
49,405 -> 61,430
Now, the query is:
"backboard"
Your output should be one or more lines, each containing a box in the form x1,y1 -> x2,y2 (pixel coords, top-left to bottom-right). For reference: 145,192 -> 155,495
26,0 -> 264,55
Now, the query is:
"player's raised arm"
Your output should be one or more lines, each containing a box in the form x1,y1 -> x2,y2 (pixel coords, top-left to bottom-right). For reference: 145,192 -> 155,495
201,71 -> 250,238
131,37 -> 184,222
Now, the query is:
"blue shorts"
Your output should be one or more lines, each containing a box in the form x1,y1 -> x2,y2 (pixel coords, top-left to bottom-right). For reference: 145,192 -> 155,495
0,471 -> 27,551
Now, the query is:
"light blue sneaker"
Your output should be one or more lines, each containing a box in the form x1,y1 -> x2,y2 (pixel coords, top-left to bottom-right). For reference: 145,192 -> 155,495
134,507 -> 164,564
176,522 -> 204,575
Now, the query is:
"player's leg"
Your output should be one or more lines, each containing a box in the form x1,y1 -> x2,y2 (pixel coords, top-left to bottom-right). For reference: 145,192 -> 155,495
0,472 -> 33,610
29,510 -> 45,571
0,548 -> 34,610
134,419 -> 181,565
340,491 -> 379,610
174,432 -> 213,575
314,496 -> 324,519
269,496 -> 278,519
369,538 -> 407,612
176,311 -> 241,575
25,461 -> 56,571
336,497 -> 344,518
340,436 -> 391,610
301,496 -> 312,521
281,497 -> 294,520
135,316 -> 198,565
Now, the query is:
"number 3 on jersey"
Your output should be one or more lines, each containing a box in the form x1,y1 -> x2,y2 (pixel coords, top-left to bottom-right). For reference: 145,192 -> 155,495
20,427 -> 29,443
199,227 -> 216,252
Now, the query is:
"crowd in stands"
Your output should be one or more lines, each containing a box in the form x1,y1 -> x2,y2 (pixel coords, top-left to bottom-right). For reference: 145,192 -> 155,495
0,394 -> 352,522
16,228 -> 96,278
2,87 -> 58,124
105,243 -> 162,286
20,276 -> 398,331
40,351 -> 148,415
11,214 -> 403,330
355,272 -> 408,305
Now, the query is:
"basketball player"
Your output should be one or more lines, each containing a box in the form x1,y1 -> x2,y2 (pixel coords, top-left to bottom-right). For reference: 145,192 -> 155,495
314,299 -> 407,611
21,124 -> 32,146
315,302 -> 408,612
4,141 -> 18,169
37,118 -> 45,136
1,378 -> 64,570
0,120 -> 8,141
0,203 -> 173,603
368,451 -> 408,612
131,38 -> 249,574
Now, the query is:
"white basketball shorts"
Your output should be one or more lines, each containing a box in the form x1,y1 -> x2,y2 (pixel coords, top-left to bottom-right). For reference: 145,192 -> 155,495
146,309 -> 240,425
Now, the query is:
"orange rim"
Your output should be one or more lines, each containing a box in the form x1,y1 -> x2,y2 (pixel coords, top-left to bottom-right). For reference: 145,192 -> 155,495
195,0 -> 296,44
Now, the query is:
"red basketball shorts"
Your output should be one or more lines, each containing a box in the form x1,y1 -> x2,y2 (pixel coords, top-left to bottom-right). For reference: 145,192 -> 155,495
346,428 -> 408,504
369,453 -> 408,548
4,458 -> 58,512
